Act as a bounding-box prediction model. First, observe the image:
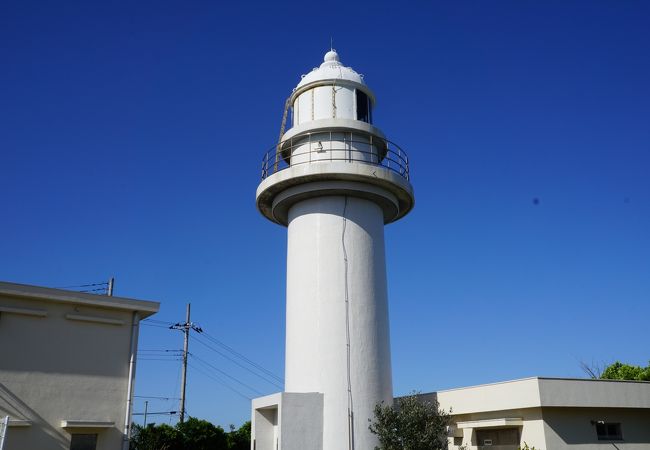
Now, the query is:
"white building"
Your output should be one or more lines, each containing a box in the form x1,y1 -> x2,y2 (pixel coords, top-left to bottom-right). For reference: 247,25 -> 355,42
432,377 -> 650,450
0,281 -> 159,450
252,49 -> 414,450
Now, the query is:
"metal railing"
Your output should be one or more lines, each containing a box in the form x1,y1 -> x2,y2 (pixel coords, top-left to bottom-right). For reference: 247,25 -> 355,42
260,131 -> 410,181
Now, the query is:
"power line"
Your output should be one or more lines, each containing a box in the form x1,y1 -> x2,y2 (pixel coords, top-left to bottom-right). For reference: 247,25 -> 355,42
200,330 -> 284,383
138,358 -> 183,362
134,396 -> 181,401
140,323 -> 172,329
187,362 -> 251,401
55,282 -> 108,289
142,318 -> 175,326
191,334 -> 283,389
189,353 -> 264,396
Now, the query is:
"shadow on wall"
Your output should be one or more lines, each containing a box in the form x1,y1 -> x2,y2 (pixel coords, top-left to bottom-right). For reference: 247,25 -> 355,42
543,407 -> 650,445
0,382 -> 69,448
0,302 -> 131,377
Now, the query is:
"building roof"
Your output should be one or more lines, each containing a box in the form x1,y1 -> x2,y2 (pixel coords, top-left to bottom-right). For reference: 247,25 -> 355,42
0,281 -> 160,318
435,377 -> 650,414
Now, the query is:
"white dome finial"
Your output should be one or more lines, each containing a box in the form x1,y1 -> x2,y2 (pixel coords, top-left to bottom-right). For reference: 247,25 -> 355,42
324,49 -> 339,63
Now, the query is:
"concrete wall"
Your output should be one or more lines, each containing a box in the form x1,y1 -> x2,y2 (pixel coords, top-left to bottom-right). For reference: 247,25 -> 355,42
542,407 -> 650,449
439,379 -> 650,450
285,196 -> 392,450
538,378 -> 650,409
251,392 -> 323,450
0,289 -> 153,450
447,408 -> 546,450
438,378 -> 542,415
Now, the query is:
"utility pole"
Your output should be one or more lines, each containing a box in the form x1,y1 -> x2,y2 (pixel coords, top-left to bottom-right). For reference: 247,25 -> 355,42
107,277 -> 115,296
170,303 -> 202,423
143,401 -> 148,427
179,304 -> 190,423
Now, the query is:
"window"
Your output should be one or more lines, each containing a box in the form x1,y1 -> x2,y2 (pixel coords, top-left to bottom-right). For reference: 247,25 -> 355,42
476,428 -> 519,447
356,89 -> 372,123
596,422 -> 623,440
70,434 -> 98,450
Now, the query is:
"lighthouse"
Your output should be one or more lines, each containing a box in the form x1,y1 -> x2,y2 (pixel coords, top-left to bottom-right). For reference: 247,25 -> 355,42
252,50 -> 414,450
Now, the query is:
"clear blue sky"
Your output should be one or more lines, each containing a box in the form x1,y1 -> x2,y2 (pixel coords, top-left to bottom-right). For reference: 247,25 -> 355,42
1,0 -> 649,428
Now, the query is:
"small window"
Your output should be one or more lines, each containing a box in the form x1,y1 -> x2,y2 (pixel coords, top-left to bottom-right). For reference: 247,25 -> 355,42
596,422 -> 623,440
70,434 -> 98,450
476,428 -> 519,446
356,89 -> 372,123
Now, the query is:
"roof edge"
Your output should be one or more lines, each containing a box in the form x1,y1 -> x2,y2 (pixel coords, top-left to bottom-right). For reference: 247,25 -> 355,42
0,281 -> 160,317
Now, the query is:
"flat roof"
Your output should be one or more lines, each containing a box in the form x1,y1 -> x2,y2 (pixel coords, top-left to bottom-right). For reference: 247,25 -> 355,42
0,281 -> 160,318
434,376 -> 650,414
438,376 -> 650,394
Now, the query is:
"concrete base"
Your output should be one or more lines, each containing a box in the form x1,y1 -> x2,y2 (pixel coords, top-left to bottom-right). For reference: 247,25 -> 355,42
251,392 -> 323,450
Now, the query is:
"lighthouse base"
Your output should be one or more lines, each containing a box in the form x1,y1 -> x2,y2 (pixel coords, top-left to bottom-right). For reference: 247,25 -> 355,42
251,392 -> 324,450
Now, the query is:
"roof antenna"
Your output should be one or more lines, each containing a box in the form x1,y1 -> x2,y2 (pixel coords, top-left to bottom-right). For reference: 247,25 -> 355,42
330,37 -> 333,51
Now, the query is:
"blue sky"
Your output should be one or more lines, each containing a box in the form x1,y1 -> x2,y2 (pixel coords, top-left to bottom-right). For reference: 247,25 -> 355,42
1,0 -> 649,427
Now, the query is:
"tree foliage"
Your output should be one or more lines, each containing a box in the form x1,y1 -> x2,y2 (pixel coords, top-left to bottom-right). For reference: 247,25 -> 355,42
368,393 -> 450,450
600,361 -> 650,381
227,421 -> 251,450
130,418 -> 251,450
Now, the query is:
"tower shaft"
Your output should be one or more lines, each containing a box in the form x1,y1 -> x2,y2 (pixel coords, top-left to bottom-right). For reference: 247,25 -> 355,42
286,195 -> 392,450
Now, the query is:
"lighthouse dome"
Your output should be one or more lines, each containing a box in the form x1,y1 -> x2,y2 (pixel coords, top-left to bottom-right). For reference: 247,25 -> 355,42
296,49 -> 366,89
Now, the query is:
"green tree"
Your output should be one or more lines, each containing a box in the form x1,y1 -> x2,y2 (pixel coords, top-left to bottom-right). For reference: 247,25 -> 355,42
227,421 -> 251,450
130,423 -> 182,450
176,417 -> 227,450
369,393 -> 450,450
129,417 -> 250,450
601,361 -> 650,381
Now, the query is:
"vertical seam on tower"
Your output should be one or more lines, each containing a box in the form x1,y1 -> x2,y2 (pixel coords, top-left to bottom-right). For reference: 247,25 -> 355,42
342,195 -> 355,450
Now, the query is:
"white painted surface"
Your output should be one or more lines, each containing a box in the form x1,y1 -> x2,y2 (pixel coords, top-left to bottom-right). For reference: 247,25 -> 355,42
0,281 -> 159,450
435,378 -> 650,450
296,50 -> 366,90
285,195 -> 392,450
437,377 -> 650,414
251,393 -> 323,450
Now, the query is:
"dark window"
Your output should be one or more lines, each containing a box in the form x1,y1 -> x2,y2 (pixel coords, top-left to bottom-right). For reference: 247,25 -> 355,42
70,434 -> 98,450
476,428 -> 519,446
596,422 -> 623,440
356,89 -> 372,123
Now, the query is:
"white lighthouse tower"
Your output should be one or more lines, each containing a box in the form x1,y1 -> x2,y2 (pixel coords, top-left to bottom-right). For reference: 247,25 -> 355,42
252,49 -> 414,450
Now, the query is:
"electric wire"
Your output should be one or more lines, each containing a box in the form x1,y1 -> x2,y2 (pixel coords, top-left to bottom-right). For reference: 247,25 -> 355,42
190,334 -> 283,389
55,282 -> 108,289
189,353 -> 263,396
187,362 -> 251,401
199,330 -> 284,383
142,319 -> 175,326
140,323 -> 173,329
135,396 -> 181,401
169,358 -> 184,415
138,358 -> 183,362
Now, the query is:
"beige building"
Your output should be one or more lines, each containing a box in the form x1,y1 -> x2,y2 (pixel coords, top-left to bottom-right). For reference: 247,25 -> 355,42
0,281 -> 159,450
431,377 -> 650,450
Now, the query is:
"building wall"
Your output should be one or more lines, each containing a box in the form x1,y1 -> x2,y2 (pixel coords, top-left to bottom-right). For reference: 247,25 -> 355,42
447,408 -> 546,450
542,407 -> 650,449
0,293 -> 137,450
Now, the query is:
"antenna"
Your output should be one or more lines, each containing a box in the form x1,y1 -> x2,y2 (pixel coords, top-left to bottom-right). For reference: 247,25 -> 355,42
330,37 -> 333,51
